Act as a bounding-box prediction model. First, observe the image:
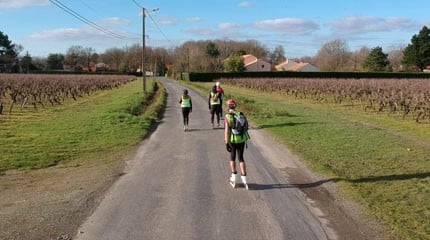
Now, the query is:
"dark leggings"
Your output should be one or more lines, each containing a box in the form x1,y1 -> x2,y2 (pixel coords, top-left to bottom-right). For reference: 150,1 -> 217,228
182,107 -> 191,125
230,142 -> 245,162
210,104 -> 221,124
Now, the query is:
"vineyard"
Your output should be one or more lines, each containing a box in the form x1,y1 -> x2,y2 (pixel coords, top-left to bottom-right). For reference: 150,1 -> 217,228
0,74 -> 135,115
220,77 -> 430,122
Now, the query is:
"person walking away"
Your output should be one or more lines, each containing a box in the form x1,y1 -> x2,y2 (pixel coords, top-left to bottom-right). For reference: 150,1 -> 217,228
224,99 -> 250,189
215,81 -> 224,114
208,85 -> 221,128
179,89 -> 192,131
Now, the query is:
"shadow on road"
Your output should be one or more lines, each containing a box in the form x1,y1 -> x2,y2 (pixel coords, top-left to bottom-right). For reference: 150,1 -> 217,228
250,172 -> 430,190
257,121 -> 322,129
186,127 -> 224,132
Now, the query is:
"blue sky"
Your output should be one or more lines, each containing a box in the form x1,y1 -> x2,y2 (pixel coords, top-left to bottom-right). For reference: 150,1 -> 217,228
1,0 -> 429,58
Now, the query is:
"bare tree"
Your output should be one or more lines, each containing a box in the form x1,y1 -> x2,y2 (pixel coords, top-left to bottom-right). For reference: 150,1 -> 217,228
171,42 -> 193,74
387,45 -> 405,72
315,39 -> 352,71
152,47 -> 171,76
351,46 -> 370,72
124,44 -> 142,73
99,47 -> 125,71
269,45 -> 286,65
64,45 -> 85,71
82,47 -> 96,71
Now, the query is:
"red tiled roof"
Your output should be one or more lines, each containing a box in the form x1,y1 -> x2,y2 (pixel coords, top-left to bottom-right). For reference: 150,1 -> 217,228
242,54 -> 257,66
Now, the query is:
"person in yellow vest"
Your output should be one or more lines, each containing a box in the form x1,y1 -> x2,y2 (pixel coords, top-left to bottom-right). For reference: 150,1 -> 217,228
179,89 -> 192,131
208,85 -> 222,128
224,99 -> 250,190
215,81 -> 224,113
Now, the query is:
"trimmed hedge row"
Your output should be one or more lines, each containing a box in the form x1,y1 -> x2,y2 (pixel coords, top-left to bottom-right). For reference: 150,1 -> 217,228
183,71 -> 430,82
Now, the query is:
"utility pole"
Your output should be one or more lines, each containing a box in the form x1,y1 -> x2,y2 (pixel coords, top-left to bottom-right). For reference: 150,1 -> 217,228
142,7 -> 146,93
141,7 -> 159,93
154,58 -> 156,77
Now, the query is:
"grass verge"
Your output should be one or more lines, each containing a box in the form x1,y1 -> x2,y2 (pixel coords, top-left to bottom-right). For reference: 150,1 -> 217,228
184,80 -> 430,240
0,78 -> 166,172
0,77 -> 167,239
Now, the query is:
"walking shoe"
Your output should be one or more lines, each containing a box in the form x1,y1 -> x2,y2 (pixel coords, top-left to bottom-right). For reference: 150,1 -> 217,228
229,173 -> 237,188
241,175 -> 249,190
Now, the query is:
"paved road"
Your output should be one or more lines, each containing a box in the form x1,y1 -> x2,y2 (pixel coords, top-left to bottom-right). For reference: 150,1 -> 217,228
74,78 -> 368,240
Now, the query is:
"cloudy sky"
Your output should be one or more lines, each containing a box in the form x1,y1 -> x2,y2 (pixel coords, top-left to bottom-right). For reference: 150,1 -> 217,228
1,0 -> 429,58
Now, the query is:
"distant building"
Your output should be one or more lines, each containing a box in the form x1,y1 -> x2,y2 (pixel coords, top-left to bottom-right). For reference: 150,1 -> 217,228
242,54 -> 271,72
274,59 -> 299,71
82,63 -> 108,72
275,59 -> 320,72
94,63 -> 108,72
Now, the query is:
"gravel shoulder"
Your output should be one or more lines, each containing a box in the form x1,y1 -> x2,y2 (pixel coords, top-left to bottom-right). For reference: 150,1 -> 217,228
0,155 -> 127,240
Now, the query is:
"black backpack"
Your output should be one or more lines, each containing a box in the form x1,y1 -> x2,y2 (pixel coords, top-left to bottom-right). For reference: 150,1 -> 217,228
231,111 -> 248,135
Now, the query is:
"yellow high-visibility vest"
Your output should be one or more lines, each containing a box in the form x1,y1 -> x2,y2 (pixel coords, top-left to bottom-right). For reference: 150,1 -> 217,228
181,96 -> 191,108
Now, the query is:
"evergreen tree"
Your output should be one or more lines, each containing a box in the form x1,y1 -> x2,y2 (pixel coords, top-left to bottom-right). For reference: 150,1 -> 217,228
402,26 -> 430,71
205,42 -> 220,58
20,52 -> 34,73
205,42 -> 222,72
47,53 -> 65,70
362,46 -> 389,72
0,31 -> 17,72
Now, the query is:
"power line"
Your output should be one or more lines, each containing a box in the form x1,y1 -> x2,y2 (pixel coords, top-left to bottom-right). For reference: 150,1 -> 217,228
49,0 -> 133,40
131,0 -> 142,8
147,14 -> 174,45
130,0 -> 175,45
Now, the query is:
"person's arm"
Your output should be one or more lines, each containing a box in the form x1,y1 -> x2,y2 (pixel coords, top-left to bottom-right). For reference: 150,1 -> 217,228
208,94 -> 211,109
224,117 -> 230,144
190,98 -> 192,112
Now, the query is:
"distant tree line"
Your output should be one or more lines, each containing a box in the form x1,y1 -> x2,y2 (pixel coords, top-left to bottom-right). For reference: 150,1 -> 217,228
1,26 -> 429,74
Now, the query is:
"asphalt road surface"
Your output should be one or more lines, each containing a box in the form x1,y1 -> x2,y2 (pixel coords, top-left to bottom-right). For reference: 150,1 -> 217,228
74,78 -> 374,240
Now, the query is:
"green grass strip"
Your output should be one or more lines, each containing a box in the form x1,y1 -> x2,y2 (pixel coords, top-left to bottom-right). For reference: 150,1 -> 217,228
184,80 -> 430,240
0,78 -> 166,171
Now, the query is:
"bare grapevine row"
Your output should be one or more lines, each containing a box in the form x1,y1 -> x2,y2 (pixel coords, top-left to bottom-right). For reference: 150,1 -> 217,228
220,77 -> 430,122
0,74 -> 135,115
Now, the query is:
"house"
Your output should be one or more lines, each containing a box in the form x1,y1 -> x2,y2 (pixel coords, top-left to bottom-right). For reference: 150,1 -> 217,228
275,59 -> 299,71
287,62 -> 320,72
82,63 -> 108,72
94,62 -> 108,72
424,65 -> 430,73
242,54 -> 271,72
275,59 -> 320,72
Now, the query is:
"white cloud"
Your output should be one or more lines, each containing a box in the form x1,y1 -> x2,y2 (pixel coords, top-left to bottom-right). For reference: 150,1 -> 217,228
155,16 -> 177,26
218,23 -> 240,30
183,24 -> 249,39
183,27 -> 214,36
0,0 -> 49,9
252,18 -> 319,35
238,1 -> 254,8
325,16 -> 418,35
187,17 -> 202,23
28,17 -> 133,42
29,28 -> 91,41
97,17 -> 131,27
